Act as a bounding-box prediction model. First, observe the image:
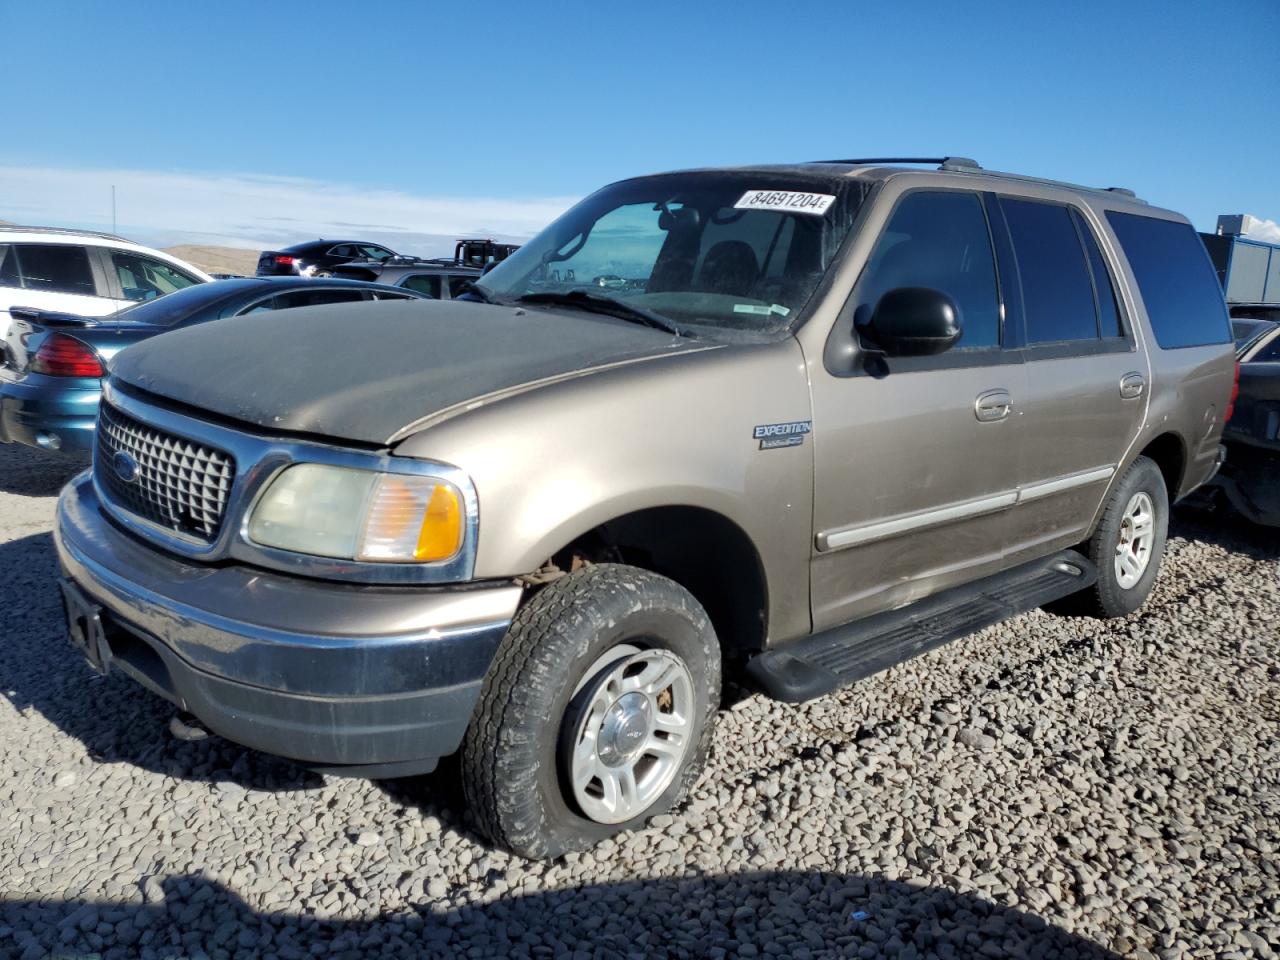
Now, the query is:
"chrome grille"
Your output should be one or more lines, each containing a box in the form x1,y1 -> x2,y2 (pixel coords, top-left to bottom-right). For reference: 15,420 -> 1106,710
95,402 -> 235,542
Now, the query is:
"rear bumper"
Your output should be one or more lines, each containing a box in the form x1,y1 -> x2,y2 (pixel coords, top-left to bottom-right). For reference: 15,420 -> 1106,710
0,374 -> 100,453
55,471 -> 522,772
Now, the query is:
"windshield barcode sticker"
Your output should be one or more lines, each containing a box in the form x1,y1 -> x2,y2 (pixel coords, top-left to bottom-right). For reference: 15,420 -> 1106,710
734,190 -> 835,216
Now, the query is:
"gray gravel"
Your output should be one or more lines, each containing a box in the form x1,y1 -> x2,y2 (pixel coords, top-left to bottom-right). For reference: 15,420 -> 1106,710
0,441 -> 1276,959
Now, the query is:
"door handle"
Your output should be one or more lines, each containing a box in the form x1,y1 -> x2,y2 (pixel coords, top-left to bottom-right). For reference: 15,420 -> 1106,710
1120,372 -> 1146,400
975,389 -> 1012,423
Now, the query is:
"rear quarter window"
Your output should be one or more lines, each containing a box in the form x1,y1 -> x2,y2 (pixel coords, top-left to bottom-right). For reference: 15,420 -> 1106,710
1106,212 -> 1231,349
14,243 -> 97,296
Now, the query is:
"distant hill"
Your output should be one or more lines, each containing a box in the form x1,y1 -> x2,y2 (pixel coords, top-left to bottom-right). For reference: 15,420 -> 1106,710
163,244 -> 259,277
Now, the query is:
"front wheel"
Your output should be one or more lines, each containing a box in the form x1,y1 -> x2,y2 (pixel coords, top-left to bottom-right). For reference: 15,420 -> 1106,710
1060,455 -> 1169,618
461,564 -> 720,859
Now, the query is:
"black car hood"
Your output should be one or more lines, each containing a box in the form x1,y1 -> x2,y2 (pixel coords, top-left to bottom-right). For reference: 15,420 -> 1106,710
109,299 -> 705,445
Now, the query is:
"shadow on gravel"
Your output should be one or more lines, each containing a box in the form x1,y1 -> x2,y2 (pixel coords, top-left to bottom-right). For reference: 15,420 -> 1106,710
0,529 -> 322,794
0,442 -> 88,497
1170,507 -> 1279,562
1,870 -> 1119,960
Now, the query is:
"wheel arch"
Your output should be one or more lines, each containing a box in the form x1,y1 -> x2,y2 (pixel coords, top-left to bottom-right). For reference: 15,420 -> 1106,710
1135,431 -> 1188,501
537,504 -> 771,657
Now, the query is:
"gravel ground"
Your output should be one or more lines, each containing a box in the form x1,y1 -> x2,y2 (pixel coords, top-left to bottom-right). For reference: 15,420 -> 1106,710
0,441 -> 1276,960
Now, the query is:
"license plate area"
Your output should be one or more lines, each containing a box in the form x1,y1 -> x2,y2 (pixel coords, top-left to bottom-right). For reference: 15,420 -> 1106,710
60,578 -> 109,674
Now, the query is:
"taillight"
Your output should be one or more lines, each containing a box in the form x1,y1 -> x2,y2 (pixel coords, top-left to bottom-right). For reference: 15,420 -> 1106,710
30,334 -> 104,377
1225,361 -> 1241,422
274,255 -> 296,266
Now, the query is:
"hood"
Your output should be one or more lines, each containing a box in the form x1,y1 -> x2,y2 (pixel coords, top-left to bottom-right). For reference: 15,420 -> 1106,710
108,298 -> 709,445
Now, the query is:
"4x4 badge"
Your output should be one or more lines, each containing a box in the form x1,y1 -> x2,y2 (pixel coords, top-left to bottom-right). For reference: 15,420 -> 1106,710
753,420 -> 811,450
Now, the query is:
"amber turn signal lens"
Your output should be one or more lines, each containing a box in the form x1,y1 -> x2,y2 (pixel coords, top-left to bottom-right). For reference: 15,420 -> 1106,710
358,475 -> 463,563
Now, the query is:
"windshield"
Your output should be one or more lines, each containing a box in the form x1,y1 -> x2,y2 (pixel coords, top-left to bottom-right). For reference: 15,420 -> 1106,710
477,172 -> 867,341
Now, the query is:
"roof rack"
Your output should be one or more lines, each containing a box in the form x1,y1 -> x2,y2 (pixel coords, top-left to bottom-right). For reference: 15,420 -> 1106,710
811,157 -> 1143,203
812,157 -> 983,172
0,224 -> 130,242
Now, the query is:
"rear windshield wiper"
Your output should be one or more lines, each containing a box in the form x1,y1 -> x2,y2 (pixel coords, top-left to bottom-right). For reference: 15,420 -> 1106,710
515,290 -> 686,337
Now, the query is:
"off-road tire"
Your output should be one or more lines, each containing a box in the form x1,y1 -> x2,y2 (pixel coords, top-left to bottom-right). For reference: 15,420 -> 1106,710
461,564 -> 720,859
1058,455 -> 1169,618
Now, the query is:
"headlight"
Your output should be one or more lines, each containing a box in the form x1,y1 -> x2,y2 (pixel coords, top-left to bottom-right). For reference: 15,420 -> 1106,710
247,464 -> 465,563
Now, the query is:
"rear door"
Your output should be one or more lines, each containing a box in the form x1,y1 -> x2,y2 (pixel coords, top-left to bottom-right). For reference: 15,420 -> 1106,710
808,188 -> 1024,629
994,197 -> 1147,562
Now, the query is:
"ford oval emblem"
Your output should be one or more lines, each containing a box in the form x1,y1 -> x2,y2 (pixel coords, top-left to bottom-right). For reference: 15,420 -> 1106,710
112,451 -> 139,483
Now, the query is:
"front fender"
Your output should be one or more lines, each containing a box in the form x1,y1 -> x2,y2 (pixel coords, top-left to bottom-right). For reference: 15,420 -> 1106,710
394,339 -> 816,643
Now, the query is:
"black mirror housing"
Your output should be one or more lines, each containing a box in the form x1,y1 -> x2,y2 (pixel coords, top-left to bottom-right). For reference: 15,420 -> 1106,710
864,287 -> 963,357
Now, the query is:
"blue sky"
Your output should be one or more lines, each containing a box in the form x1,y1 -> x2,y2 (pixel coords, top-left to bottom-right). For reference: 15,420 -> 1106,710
2,0 -> 1277,253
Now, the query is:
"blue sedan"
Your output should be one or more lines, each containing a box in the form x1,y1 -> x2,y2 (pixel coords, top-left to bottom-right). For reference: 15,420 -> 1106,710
0,277 -> 425,455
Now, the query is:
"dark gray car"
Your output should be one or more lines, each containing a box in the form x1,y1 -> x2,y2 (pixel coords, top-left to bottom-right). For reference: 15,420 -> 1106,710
55,157 -> 1235,858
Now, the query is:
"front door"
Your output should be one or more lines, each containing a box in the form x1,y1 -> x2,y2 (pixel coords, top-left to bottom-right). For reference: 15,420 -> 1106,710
808,188 -> 1023,631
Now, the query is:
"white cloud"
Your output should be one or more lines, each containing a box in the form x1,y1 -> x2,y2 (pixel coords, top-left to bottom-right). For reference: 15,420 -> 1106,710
0,163 -> 577,255
1244,216 -> 1280,245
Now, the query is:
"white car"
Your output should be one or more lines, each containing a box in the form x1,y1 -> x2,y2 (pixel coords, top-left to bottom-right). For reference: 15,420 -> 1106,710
0,226 -> 212,343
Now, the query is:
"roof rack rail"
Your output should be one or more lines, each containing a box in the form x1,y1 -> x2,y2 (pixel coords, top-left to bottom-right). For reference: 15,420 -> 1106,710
812,158 -> 1145,203
0,224 -> 130,243
811,157 -> 983,171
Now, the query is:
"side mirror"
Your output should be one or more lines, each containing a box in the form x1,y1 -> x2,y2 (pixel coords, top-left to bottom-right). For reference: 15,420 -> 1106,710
864,287 -> 962,357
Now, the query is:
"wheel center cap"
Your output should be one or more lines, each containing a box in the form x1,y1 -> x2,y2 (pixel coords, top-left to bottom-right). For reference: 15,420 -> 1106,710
597,692 -> 651,766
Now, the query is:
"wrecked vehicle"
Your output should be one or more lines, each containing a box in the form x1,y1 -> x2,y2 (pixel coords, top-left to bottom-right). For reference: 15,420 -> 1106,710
56,157 -> 1235,857
1204,315 -> 1280,525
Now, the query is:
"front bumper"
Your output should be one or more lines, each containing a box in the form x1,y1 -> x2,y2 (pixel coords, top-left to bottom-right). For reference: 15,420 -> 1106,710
0,374 -> 100,454
55,471 -> 522,773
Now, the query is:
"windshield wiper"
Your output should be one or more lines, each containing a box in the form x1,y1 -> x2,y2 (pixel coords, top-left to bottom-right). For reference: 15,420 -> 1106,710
454,281 -> 500,304
516,290 -> 685,337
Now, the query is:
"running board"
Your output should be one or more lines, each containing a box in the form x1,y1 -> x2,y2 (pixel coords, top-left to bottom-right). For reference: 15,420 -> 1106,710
747,550 -> 1096,703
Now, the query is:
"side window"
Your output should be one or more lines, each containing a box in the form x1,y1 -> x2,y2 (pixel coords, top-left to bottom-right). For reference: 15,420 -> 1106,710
447,275 -> 474,297
272,289 -> 366,309
0,245 -> 18,287
112,252 -> 200,302
1072,211 -> 1123,338
327,244 -> 355,259
1106,211 -> 1232,349
858,191 -> 1001,349
14,244 -> 96,296
548,203 -> 667,287
358,245 -> 393,262
1000,198 -> 1098,343
369,290 -> 414,301
240,297 -> 278,314
401,275 -> 441,298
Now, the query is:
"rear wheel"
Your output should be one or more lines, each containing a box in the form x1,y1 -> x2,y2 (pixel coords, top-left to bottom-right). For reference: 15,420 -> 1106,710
461,564 -> 720,859
1058,455 -> 1169,618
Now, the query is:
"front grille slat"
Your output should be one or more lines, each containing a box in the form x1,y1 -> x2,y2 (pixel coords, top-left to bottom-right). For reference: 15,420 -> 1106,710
95,403 -> 235,543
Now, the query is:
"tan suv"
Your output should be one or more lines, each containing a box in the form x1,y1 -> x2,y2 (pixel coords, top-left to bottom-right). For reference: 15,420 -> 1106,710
55,157 -> 1236,857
